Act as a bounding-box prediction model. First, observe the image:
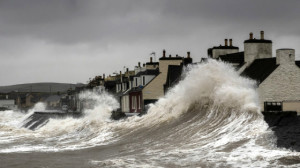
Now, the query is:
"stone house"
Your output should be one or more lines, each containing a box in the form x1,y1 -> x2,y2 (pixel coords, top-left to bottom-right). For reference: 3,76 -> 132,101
214,31 -> 300,113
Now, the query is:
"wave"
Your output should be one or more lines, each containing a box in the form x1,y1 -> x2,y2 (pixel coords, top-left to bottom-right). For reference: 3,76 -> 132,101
1,59 -> 300,167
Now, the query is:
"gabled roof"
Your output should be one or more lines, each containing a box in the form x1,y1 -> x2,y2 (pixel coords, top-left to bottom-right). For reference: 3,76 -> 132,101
241,58 -> 279,84
296,61 -> 300,68
219,52 -> 245,68
135,69 -> 159,77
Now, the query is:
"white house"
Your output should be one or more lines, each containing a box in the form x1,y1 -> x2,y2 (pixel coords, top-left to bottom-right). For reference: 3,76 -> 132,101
216,31 -> 300,113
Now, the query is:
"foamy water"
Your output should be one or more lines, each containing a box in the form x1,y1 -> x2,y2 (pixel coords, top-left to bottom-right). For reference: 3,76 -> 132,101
1,59 -> 300,167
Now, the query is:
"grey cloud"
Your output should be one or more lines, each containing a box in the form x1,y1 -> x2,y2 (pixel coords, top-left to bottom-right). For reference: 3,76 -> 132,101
0,0 -> 300,85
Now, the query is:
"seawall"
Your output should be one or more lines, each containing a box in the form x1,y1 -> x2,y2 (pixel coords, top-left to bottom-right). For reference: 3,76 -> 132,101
263,111 -> 300,151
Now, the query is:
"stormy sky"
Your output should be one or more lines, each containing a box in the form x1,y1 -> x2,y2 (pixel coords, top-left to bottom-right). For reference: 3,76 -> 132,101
0,0 -> 300,86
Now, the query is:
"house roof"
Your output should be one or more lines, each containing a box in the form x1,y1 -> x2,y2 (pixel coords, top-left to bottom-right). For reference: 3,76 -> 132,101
210,45 -> 239,50
146,62 -> 159,65
219,52 -> 245,68
244,39 -> 272,43
159,56 -> 184,60
241,58 -> 279,84
296,61 -> 300,68
135,69 -> 159,77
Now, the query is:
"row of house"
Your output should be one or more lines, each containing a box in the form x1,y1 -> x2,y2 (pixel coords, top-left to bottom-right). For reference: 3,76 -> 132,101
87,30 -> 299,114
94,51 -> 192,114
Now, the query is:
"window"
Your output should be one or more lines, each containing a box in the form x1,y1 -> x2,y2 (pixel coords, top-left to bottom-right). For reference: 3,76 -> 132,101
135,78 -> 138,87
143,76 -> 145,85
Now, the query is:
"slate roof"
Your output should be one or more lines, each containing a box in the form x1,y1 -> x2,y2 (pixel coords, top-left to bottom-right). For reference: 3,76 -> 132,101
159,56 -> 183,60
210,45 -> 239,50
296,61 -> 300,68
219,52 -> 245,68
244,39 -> 272,43
146,62 -> 159,65
241,58 -> 279,84
135,69 -> 159,77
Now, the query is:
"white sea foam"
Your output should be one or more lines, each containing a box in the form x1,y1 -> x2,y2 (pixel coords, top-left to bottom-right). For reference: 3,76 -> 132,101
1,60 -> 300,167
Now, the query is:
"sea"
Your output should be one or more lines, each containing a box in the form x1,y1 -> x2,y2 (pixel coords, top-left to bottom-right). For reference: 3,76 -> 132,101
1,60 -> 300,168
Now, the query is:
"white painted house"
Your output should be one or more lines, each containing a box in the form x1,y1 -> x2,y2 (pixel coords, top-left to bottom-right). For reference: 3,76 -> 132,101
216,31 -> 300,113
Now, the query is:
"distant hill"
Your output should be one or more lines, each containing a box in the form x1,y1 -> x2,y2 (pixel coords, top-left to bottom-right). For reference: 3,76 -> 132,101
0,83 -> 86,93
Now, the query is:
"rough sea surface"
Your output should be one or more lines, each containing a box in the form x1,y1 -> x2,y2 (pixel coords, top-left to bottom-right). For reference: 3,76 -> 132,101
1,60 -> 300,168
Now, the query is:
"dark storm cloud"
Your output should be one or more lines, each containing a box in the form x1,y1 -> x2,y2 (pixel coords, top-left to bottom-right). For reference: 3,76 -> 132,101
0,0 -> 300,85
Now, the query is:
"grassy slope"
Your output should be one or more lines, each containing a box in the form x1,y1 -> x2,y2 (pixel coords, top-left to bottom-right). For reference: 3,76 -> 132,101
0,83 -> 85,93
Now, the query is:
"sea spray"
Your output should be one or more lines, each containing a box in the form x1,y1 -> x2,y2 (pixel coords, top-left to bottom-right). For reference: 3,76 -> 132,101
94,60 -> 300,167
0,88 -> 119,152
1,60 -> 300,167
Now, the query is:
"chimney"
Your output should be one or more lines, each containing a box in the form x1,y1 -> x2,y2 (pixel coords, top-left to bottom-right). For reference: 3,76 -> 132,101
169,54 -> 171,58
143,63 -> 145,67
229,39 -> 232,46
260,31 -> 264,40
163,49 -> 166,58
126,68 -> 129,73
187,51 -> 190,58
150,57 -> 153,63
249,32 -> 253,39
103,73 -> 105,79
225,39 -> 228,46
120,71 -> 123,82
176,54 -> 178,57
138,62 -> 141,67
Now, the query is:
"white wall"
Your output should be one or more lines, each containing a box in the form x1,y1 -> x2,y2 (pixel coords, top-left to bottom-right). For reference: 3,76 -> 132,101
212,49 -> 239,59
141,75 -> 156,86
133,77 -> 142,87
244,43 -> 272,65
121,95 -> 130,112
258,53 -> 300,111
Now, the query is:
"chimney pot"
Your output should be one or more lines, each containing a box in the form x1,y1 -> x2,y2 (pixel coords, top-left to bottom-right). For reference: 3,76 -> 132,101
163,49 -> 166,57
138,62 -> 141,67
225,39 -> 228,46
169,54 -> 171,58
126,68 -> 129,72
260,31 -> 264,40
250,32 -> 253,39
229,39 -> 232,46
103,73 -> 105,79
187,51 -> 190,58
150,57 -> 153,63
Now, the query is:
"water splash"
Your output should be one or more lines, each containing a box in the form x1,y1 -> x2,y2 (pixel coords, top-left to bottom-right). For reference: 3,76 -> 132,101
1,60 -> 300,167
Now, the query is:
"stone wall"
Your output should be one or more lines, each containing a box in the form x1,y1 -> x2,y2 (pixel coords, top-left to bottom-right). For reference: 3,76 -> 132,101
212,49 -> 239,59
244,43 -> 272,65
258,54 -> 300,111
